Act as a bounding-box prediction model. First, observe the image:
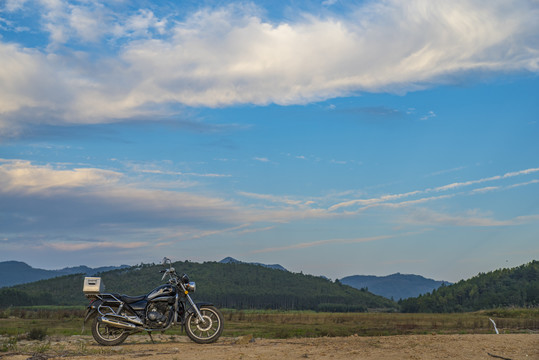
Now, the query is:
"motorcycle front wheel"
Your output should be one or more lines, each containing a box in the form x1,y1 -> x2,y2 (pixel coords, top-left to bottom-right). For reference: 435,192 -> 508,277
185,305 -> 224,344
91,316 -> 129,346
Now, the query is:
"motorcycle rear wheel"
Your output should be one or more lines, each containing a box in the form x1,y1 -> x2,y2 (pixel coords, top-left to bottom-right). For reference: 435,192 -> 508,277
91,316 -> 129,346
185,305 -> 224,344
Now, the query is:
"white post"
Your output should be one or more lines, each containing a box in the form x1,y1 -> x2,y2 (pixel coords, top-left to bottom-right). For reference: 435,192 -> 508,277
489,318 -> 499,334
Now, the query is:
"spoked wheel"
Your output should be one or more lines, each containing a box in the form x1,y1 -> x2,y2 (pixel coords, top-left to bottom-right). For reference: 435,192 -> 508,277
91,316 -> 129,346
185,305 -> 224,344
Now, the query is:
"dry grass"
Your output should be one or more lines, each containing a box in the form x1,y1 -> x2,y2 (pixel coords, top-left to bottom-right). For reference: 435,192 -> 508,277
220,310 -> 539,338
0,307 -> 537,341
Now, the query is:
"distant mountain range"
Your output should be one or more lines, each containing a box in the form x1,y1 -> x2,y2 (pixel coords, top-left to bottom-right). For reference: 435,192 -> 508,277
219,257 -> 288,271
0,261 -> 130,288
1,258 -> 449,301
219,257 -> 449,300
340,273 -> 451,300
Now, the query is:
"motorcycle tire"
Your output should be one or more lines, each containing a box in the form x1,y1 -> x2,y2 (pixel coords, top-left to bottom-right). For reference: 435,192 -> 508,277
91,316 -> 129,346
185,305 -> 224,344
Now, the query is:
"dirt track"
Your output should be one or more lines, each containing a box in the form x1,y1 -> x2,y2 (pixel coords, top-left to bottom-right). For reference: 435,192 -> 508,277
2,334 -> 538,360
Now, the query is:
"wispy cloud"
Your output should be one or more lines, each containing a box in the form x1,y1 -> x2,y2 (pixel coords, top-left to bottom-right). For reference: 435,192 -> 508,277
420,111 -> 436,121
46,241 -> 149,251
251,229 -> 431,254
402,208 -> 515,227
251,234 -> 393,254
238,191 -> 310,207
124,161 -> 231,178
427,166 -> 467,177
432,167 -> 539,192
329,167 -> 539,212
471,186 -> 499,194
507,179 -> 539,189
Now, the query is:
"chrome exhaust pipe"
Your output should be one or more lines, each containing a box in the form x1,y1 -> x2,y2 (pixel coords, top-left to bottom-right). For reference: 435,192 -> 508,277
98,316 -> 139,330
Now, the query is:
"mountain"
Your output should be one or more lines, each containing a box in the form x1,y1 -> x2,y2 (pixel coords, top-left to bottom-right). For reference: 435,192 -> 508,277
219,257 -> 287,271
340,273 -> 451,300
399,260 -> 539,312
0,260 -> 398,311
0,261 -> 130,288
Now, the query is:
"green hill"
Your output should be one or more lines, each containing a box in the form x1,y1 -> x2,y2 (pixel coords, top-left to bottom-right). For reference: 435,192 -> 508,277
0,261 -> 397,312
399,260 -> 539,313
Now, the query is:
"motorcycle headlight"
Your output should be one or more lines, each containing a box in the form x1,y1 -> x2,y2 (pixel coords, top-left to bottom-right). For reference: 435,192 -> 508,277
186,281 -> 196,292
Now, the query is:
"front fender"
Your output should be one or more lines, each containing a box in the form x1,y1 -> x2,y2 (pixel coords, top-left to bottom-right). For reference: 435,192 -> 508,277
186,301 -> 214,316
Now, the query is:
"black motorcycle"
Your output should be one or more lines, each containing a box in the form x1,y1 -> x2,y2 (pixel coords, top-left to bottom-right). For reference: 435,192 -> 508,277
83,258 -> 224,345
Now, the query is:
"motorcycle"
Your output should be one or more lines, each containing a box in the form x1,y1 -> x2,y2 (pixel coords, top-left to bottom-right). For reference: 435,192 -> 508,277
83,257 -> 224,345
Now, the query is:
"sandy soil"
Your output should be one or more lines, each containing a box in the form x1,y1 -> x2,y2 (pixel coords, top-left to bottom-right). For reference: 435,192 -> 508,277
2,334 -> 538,360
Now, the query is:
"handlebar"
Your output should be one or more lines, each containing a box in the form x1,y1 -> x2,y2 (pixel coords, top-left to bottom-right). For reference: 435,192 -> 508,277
160,258 -> 180,282
160,266 -> 176,281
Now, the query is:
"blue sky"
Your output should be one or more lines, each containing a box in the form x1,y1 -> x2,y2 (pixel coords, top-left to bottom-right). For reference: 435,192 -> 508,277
1,0 -> 538,282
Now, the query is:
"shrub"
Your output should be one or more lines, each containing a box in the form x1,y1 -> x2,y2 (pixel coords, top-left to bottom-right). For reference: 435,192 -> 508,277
27,328 -> 47,341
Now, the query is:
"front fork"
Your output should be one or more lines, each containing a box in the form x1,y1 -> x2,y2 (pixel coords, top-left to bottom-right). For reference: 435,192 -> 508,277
186,293 -> 205,322
178,282 -> 205,323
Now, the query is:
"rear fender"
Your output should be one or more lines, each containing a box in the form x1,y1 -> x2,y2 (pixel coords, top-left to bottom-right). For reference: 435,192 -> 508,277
82,299 -> 102,333
84,298 -> 103,323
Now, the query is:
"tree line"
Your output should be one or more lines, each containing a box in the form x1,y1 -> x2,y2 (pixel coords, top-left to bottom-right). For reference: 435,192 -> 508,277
399,260 -> 539,312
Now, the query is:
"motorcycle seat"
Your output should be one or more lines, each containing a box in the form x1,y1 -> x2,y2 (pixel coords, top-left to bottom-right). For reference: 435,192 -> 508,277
120,294 -> 146,303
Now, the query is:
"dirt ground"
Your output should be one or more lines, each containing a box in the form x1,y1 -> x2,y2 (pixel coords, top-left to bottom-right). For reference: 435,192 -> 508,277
2,334 -> 538,360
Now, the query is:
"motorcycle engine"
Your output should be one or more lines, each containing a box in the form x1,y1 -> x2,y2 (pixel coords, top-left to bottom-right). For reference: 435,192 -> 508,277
145,302 -> 170,328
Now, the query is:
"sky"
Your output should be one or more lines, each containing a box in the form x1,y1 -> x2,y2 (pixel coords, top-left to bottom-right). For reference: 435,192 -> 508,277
0,0 -> 538,283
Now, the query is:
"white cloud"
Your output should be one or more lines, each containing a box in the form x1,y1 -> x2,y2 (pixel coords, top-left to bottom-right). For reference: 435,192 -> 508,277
471,186 -> 499,194
4,0 -> 28,12
251,234 -> 393,254
420,111 -> 436,121
329,166 -> 539,211
238,191 -> 307,207
322,0 -> 338,6
433,167 -> 539,192
403,208 -> 517,227
119,9 -> 167,37
508,179 -> 539,189
0,160 -> 248,237
68,5 -> 106,42
329,190 -> 423,211
1,0 -> 538,133
0,159 -> 122,194
46,240 -> 149,251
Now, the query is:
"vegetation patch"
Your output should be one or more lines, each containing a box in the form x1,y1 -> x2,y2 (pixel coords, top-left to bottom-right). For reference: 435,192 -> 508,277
2,308 -> 536,340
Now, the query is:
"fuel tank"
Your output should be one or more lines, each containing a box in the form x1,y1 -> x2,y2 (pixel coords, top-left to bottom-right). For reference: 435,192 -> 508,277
147,284 -> 176,300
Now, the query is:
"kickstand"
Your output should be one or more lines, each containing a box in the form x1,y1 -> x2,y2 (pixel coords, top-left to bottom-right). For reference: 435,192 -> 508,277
147,332 -> 155,344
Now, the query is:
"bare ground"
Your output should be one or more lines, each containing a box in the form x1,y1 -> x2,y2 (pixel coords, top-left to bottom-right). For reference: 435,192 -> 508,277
2,334 -> 538,360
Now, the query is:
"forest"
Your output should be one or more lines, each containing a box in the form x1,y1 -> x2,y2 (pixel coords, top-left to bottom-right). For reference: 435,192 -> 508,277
399,260 -> 539,312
